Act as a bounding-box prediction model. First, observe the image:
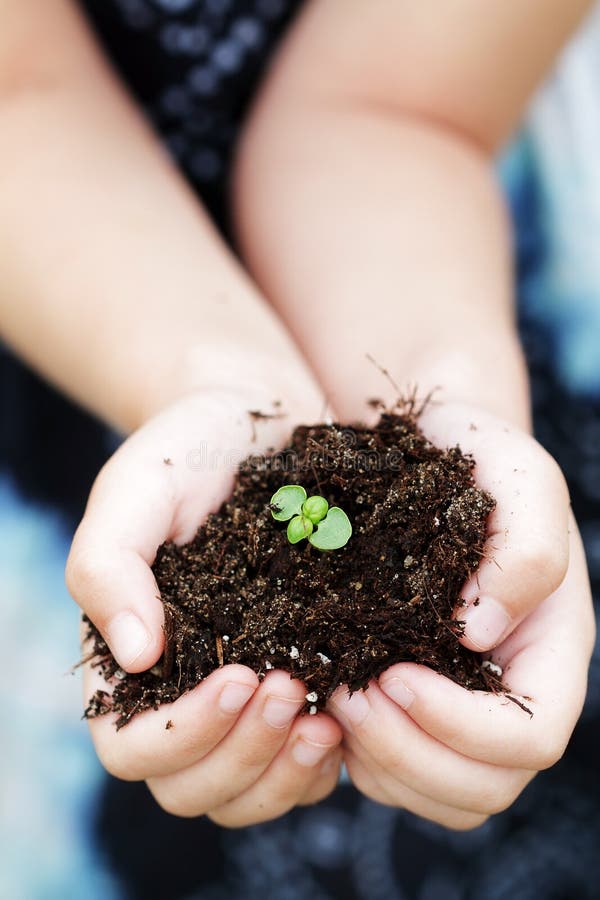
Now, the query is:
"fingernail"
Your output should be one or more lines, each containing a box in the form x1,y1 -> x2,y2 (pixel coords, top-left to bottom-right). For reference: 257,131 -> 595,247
263,696 -> 303,729
106,612 -> 152,668
331,689 -> 370,726
379,677 -> 415,710
292,738 -> 331,767
461,597 -> 511,650
320,754 -> 339,776
219,682 -> 255,714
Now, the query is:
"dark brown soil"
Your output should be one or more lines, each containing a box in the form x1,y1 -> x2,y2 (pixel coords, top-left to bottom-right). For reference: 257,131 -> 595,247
84,409 -> 502,729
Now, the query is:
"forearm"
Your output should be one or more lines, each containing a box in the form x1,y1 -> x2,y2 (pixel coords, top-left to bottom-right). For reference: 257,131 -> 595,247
0,0 -> 316,432
234,100 -> 529,428
233,0 -> 592,430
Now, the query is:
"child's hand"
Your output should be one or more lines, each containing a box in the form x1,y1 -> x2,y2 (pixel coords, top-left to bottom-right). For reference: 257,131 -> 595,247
328,403 -> 595,829
68,389 -> 342,826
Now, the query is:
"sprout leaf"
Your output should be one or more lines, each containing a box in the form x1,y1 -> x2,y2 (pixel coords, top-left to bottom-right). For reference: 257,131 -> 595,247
287,515 -> 314,544
270,485 -> 307,522
302,495 -> 329,525
309,507 -> 352,550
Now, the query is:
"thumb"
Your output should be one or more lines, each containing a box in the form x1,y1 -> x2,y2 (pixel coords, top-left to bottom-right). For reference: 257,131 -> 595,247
67,390 -> 300,671
420,404 -> 570,652
66,441 -> 174,673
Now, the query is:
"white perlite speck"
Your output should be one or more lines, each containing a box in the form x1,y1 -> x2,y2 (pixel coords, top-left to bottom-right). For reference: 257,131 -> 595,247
309,705 -> 317,715
305,691 -> 318,703
289,646 -> 300,659
265,661 -> 273,670
316,652 -> 331,665
481,659 -> 503,677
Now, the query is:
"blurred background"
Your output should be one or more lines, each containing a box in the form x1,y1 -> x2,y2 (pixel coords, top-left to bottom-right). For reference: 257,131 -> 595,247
2,3 -> 600,899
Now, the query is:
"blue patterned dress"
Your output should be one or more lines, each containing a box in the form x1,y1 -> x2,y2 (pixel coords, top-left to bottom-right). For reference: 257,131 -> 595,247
1,2 -> 599,898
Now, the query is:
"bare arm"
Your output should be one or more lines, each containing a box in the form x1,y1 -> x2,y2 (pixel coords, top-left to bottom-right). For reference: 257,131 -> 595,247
0,0 -> 319,432
234,0 -> 591,425
232,0 -> 595,829
1,1 -> 341,827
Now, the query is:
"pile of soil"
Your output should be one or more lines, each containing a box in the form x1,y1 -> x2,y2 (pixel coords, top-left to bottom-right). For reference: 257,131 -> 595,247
84,408 -> 501,729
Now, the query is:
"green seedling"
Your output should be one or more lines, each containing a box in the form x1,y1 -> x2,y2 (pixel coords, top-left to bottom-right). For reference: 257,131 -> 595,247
269,485 -> 352,550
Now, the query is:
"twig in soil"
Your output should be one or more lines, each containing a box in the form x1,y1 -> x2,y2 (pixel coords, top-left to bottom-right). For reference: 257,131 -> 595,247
68,649 -> 98,674
162,603 -> 176,679
216,634 -> 224,668
118,699 -> 142,731
306,436 -> 338,462
410,386 -> 440,418
91,654 -> 113,671
247,521 -> 260,566
505,694 -> 534,717
474,545 -> 503,572
310,462 -> 323,497
366,353 -> 402,397
214,538 -> 230,574
423,575 -> 462,643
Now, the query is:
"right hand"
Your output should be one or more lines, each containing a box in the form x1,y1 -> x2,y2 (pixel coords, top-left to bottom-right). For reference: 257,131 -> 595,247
67,388 -> 342,826
329,401 -> 594,828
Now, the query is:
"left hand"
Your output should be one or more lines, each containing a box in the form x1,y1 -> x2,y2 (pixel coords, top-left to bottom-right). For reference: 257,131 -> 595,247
70,388 -> 343,828
328,403 -> 595,829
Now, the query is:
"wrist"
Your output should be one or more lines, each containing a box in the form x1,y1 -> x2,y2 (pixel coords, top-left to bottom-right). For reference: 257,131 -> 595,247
131,336 -> 324,434
402,330 -> 531,431
328,327 -> 530,432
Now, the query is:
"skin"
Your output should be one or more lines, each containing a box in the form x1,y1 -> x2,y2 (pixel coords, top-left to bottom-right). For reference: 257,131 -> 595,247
0,0 -> 321,432
232,0 -> 595,827
0,0 -> 595,828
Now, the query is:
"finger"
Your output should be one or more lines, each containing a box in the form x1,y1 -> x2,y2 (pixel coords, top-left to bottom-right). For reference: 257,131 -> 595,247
147,670 -> 308,817
83,659 -> 259,780
67,446 -> 201,671
330,682 -> 533,815
344,748 -> 489,832
298,750 -> 344,806
68,521 -> 166,673
344,726 -> 533,817
379,524 -> 594,769
207,715 -> 342,827
420,402 -> 570,650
